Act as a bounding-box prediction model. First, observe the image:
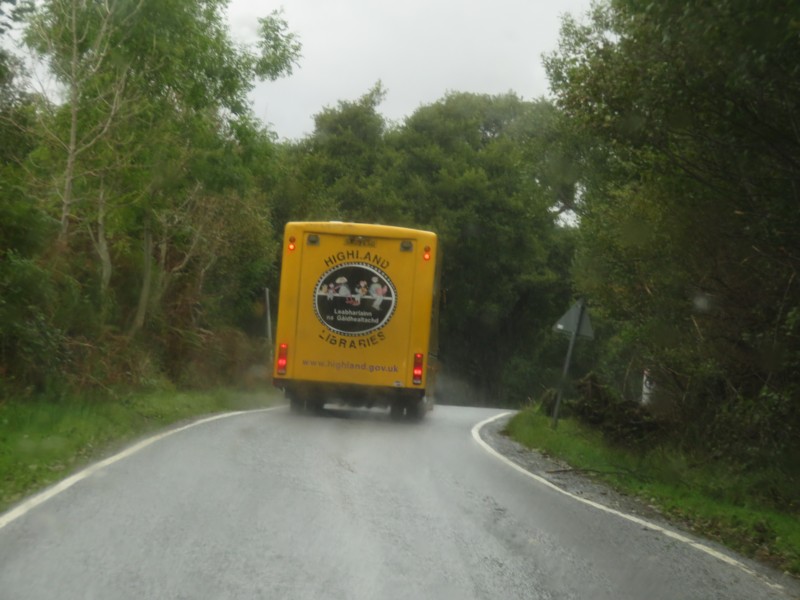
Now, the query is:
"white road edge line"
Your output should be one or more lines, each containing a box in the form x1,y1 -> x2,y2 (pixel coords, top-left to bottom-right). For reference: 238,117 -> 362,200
0,406 -> 285,531
472,411 -> 785,593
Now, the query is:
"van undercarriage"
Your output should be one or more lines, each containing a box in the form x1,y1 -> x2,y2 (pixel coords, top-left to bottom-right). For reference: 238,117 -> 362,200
277,380 -> 429,419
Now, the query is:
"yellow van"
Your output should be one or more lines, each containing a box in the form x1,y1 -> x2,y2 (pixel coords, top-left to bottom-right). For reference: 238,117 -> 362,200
273,222 -> 440,419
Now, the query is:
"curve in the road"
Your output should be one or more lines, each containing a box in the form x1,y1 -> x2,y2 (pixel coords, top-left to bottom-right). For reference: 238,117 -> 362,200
0,406 -> 284,531
472,411 -> 786,594
0,404 -> 791,599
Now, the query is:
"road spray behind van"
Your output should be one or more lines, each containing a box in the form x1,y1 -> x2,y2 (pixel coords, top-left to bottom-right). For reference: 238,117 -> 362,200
273,222 -> 441,419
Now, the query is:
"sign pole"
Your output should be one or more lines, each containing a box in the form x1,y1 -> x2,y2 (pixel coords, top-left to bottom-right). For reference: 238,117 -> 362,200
265,287 -> 273,364
552,298 -> 586,429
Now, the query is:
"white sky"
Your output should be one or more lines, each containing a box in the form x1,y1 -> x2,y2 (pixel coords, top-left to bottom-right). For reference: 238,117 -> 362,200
226,0 -> 594,141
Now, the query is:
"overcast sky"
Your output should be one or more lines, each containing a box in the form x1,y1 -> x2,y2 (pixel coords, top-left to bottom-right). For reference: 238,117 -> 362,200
226,0 -> 594,141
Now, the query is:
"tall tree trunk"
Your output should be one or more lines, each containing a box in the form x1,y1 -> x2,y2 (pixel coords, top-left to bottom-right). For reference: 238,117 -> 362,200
130,221 -> 153,335
96,184 -> 112,319
57,0 -> 81,248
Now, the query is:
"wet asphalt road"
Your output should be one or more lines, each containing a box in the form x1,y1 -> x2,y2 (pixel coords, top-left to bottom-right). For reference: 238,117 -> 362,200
0,405 -> 796,600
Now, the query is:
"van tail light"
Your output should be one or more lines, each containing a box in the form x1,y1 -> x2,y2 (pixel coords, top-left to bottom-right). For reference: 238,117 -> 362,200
277,343 -> 288,375
412,353 -> 424,385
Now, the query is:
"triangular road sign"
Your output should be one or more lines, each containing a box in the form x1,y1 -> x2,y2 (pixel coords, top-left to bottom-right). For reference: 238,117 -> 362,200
553,300 -> 594,339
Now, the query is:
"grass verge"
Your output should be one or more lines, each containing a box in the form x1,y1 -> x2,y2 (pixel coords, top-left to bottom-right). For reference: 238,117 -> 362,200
0,387 -> 282,515
505,407 -> 800,577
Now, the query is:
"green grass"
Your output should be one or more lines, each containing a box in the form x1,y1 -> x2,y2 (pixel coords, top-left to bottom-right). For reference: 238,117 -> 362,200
506,408 -> 800,576
0,387 -> 282,514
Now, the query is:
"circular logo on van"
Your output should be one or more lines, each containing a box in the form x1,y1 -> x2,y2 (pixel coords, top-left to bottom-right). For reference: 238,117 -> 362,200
314,263 -> 396,336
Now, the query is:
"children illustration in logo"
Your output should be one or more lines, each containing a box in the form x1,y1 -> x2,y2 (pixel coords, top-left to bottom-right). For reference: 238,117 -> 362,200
320,272 -> 390,311
335,276 -> 351,297
369,276 -> 388,310
348,280 -> 368,306
332,276 -> 363,306
316,264 -> 396,336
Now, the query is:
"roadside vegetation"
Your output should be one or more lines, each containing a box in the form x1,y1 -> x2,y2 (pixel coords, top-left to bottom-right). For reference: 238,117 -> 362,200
506,405 -> 800,576
1,0 -> 797,574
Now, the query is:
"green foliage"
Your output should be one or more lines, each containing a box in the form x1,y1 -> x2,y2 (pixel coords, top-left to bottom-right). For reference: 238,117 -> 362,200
545,0 -> 800,460
0,253 -> 66,391
0,388 -> 281,512
507,408 -> 800,574
570,372 -> 663,447
0,0 -> 303,395
0,0 -> 30,36
387,93 -> 577,402
253,10 -> 302,81
268,90 -> 578,404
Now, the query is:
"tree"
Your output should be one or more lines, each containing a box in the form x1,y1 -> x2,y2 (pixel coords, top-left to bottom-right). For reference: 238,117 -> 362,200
267,91 -> 577,403
0,24 -> 63,393
387,93 -> 575,402
0,0 -> 32,35
21,0 -> 300,326
545,0 -> 800,457
2,0 -> 301,391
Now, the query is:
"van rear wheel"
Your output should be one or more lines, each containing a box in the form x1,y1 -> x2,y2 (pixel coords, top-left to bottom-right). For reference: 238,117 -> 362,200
390,402 -> 404,420
406,399 -> 425,421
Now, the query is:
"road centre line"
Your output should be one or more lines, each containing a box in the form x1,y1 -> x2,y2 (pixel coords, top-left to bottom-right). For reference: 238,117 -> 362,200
0,406 -> 283,531
472,411 -> 785,594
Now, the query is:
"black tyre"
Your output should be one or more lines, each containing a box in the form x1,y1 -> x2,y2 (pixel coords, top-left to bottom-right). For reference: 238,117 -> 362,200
405,399 -> 425,421
390,401 -> 404,420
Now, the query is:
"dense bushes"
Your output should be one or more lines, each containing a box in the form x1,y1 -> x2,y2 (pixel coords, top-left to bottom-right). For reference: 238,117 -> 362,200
571,373 -> 663,448
546,0 -> 800,465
